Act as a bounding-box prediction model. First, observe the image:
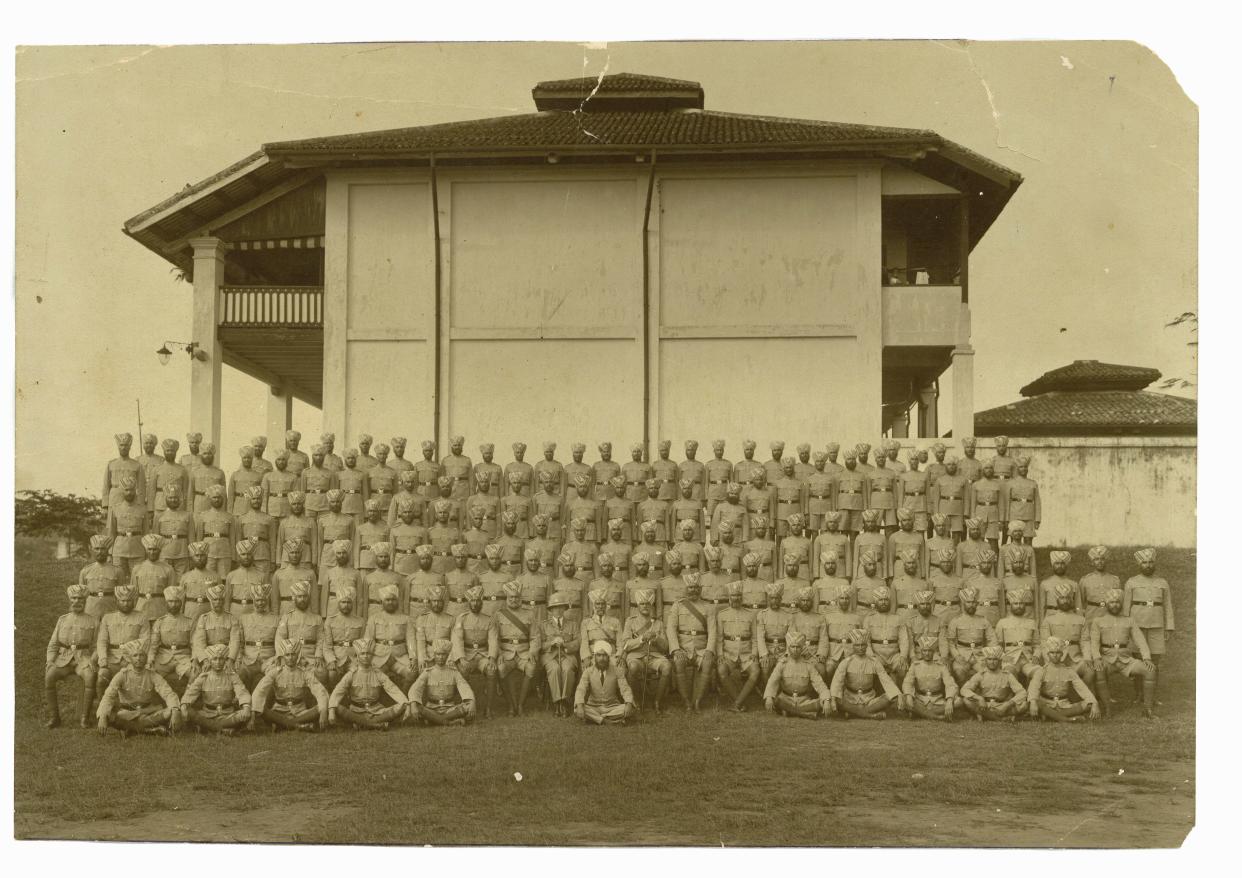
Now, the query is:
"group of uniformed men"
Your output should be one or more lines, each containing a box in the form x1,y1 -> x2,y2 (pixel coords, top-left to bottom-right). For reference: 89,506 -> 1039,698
48,429 -> 1174,733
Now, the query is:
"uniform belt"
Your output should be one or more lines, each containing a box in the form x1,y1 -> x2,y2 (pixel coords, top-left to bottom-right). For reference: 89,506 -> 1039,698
525,599 -> 546,606
709,479 -> 728,485
245,639 -> 274,647
306,489 -> 325,494
138,591 -> 160,600
396,548 -> 417,555
722,634 -> 751,642
231,597 -> 253,606
368,598 -> 384,605
1005,641 -> 1033,648
91,589 -> 115,598
1101,642 -> 1127,649
466,641 -> 488,650
896,602 -> 916,609
764,636 -> 785,644
207,532 -> 228,538
810,493 -> 831,499
839,489 -> 859,494
344,489 -> 360,494
872,638 -> 898,645
936,599 -> 958,606
275,697 -> 304,707
195,490 -> 206,496
1133,600 -> 1163,607
977,600 -> 998,606
372,489 -> 391,495
193,596 -> 209,603
501,637 -> 528,645
120,530 -> 139,537
377,639 -> 400,646
626,480 -> 644,486
975,500 -> 996,506
956,639 -> 983,647
270,491 -> 289,498
745,602 -> 766,610
351,699 -> 380,707
429,698 -> 456,707
917,688 -> 940,696
1086,600 -> 1104,607
678,629 -> 705,636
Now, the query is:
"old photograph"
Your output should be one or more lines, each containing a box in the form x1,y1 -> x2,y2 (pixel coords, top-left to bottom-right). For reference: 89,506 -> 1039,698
12,39 -> 1197,848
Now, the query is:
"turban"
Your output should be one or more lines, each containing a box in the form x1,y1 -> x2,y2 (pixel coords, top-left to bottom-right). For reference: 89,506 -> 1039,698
785,631 -> 807,652
205,644 -> 229,662
464,585 -> 484,601
685,439 -> 699,451
642,477 -> 658,491
812,451 -> 827,465
1053,582 -> 1076,600
414,545 -> 433,560
276,638 -> 298,657
1088,546 -> 1109,563
1008,521 -> 1026,534
450,435 -> 464,446
964,517 -> 981,531
930,513 -> 948,528
725,581 -> 744,597
331,539 -> 353,555
273,449 -> 289,462
377,584 -> 400,601
140,534 -> 164,551
819,551 -> 837,566
478,442 -> 494,454
569,517 -> 587,532
770,440 -> 786,452
432,638 -> 453,654
287,490 -> 305,504
326,489 -> 344,504
118,475 -> 137,490
1016,455 -> 1031,467
885,439 -> 901,452
250,582 -> 272,602
115,432 -> 133,444
164,484 -> 182,500
344,449 -> 359,460
557,552 -> 575,568
871,585 -> 891,600
572,442 -> 586,454
1043,636 -> 1065,653
235,538 -> 258,556
1050,550 -> 1071,565
186,432 -> 202,443
833,584 -> 853,600
205,583 -> 227,601
856,443 -> 871,454
640,520 -> 658,536
588,588 -> 609,606
290,580 -> 313,598
896,507 -> 913,523
433,499 -> 452,515
846,628 -> 869,645
1006,587 -> 1033,604
598,442 -> 612,453
914,589 -> 934,604
843,450 -> 857,462
797,443 -> 811,454
962,437 -> 977,449
592,640 -> 614,656
450,544 -> 467,558
484,544 -> 502,560
1004,546 -> 1026,565
251,435 -> 267,447
286,430 -> 302,442
501,510 -> 518,526
678,519 -> 696,536
512,441 -> 527,453
337,585 -> 357,602
787,512 -> 803,529
782,552 -> 800,566
371,541 -> 392,557
66,583 -> 89,599
141,432 -> 157,444
742,552 -> 761,568
664,549 -> 682,565
795,585 -> 814,602
188,540 -> 208,557
916,634 -> 940,652
977,548 -> 997,566
712,439 -> 726,450
506,472 -> 524,487
244,485 -> 264,502
702,544 -> 721,561
907,449 -> 919,462
204,484 -> 225,502
523,548 -> 540,562
960,586 -> 979,601
764,581 -> 784,597
935,548 -> 956,564
897,548 -> 919,564
391,436 -> 407,448
826,442 -> 840,453
609,476 -> 626,491
502,581 -> 523,597
980,646 -> 1003,660
320,432 -> 336,443
120,640 -> 146,664
437,476 -> 454,491
1135,548 -> 1156,564
751,514 -> 768,529
726,481 -> 742,493
861,509 -> 880,526
606,518 -> 625,533
824,511 -> 842,526
239,444 -> 255,458
596,552 -> 614,566
683,572 -> 701,587
283,537 -> 305,554
633,552 -> 650,566
931,442 -> 946,454
742,439 -> 757,451
574,473 -> 591,489
538,470 -> 554,484
542,441 -> 558,453
714,520 -> 730,535
1104,588 -> 1124,603
859,549 -> 878,566
397,498 -> 418,515
634,588 -> 656,605
162,438 -> 180,453
353,638 -> 375,657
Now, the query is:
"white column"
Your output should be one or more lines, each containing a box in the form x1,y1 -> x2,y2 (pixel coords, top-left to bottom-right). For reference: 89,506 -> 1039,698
918,384 -> 939,438
891,408 -> 910,439
321,174 -> 349,440
267,385 -> 293,440
189,237 -> 225,449
952,345 -> 975,439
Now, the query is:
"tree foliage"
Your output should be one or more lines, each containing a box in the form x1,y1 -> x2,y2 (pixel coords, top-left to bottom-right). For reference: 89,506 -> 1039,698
1160,311 -> 1197,390
14,490 -> 104,546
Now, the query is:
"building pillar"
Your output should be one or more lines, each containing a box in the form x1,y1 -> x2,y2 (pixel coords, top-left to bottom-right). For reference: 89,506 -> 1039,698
267,385 -> 294,442
952,345 -> 976,439
189,237 -> 225,450
917,383 -> 939,438
891,408 -> 910,439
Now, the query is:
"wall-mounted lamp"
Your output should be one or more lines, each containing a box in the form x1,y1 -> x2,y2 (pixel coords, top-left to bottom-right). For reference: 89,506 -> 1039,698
156,340 -> 208,366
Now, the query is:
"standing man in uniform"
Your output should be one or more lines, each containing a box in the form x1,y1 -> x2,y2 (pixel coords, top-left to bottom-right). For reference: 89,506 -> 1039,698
1081,546 -> 1121,621
958,437 -> 983,483
665,573 -> 717,712
1123,548 -> 1174,702
1005,456 -> 1042,544
832,450 -> 868,539
592,442 -> 621,500
716,582 -> 761,712
763,441 -> 787,487
533,441 -> 566,499
337,450 -> 368,521
772,458 -> 806,540
704,439 -> 733,519
967,461 -> 1007,548
621,443 -> 652,503
300,445 -> 337,519
1091,588 -> 1157,717
283,430 -> 309,476
388,437 -> 414,476
452,585 -> 499,718
473,443 -> 503,499
365,443 -> 399,518
414,440 -> 441,500
495,581 -> 541,716
734,439 -> 763,489
929,458 -> 969,540
895,450 -> 931,536
805,452 -> 836,534
44,584 -> 100,728
564,443 -> 593,498
106,477 -> 148,581
103,432 -> 146,515
988,436 -> 1017,481
249,434 -> 272,476
678,440 -> 706,503
153,438 -> 190,518
651,440 -> 679,502
505,442 -> 533,498
320,433 -> 344,472
356,434 -> 379,471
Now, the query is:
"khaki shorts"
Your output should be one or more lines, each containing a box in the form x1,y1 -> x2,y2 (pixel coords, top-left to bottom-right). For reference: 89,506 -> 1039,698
1140,626 -> 1167,656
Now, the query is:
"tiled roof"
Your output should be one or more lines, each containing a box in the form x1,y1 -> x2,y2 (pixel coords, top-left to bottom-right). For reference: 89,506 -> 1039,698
975,391 -> 1196,436
262,109 -> 938,155
533,72 -> 702,93
1020,360 -> 1162,396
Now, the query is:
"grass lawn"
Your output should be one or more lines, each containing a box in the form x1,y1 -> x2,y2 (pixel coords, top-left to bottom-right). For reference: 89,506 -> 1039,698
12,537 -> 1195,847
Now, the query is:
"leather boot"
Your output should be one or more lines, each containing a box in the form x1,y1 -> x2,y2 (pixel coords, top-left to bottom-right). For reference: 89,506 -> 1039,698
690,670 -> 709,711
1143,679 -> 1158,718
44,686 -> 61,729
517,675 -> 533,716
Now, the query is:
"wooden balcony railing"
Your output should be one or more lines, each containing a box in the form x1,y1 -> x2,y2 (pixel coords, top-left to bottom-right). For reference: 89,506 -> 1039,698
220,285 -> 323,327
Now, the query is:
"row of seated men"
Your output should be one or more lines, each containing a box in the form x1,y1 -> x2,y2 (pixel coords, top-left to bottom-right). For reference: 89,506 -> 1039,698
51,547 -> 1170,732
102,431 -> 1042,549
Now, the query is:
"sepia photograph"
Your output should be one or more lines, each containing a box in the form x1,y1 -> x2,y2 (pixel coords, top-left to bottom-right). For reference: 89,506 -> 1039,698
12,34 -> 1200,850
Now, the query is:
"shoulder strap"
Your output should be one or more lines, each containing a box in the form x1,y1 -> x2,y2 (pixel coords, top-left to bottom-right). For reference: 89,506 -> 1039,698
498,607 -> 531,639
681,598 -> 707,629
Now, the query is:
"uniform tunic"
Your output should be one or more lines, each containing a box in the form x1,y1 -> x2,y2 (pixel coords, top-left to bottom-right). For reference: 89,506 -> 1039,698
495,605 -> 541,675
414,459 -> 442,500
580,612 -> 623,660
630,541 -> 665,579
153,461 -> 190,514
830,654 -> 902,706
1037,574 -> 1081,623
665,598 -> 716,662
621,460 -> 653,503
452,610 -> 499,671
414,610 -> 458,668
336,467 -> 368,518
1005,475 -> 1042,534
108,499 -> 149,566
103,456 -> 146,512
533,458 -> 566,499
323,611 -> 368,672
677,458 -> 706,501
670,539 -> 705,575
179,567 -> 223,624
228,467 -> 263,516
755,608 -> 794,665
966,477 -> 1008,540
516,570 -> 551,622
811,577 -> 850,614
962,668 -> 1026,710
988,453 -> 1017,481
945,613 -> 996,669
441,453 -> 474,501
651,457 -> 679,502
445,567 -> 480,617
252,664 -> 330,718
388,488 -> 428,529
636,497 -> 672,544
96,610 -> 151,673
863,611 -> 910,674
832,470 -> 869,533
540,613 -> 582,699
805,471 -> 835,532
716,607 -> 758,672
971,577 -> 1006,627
618,613 -> 669,673
955,538 -> 990,582
671,498 -> 705,545
930,572 -> 965,621
1079,571 -> 1122,621
902,659 -> 958,710
407,570 -> 445,619
710,500 -> 749,545
146,611 -> 196,683
1122,574 -> 1174,655
278,514 -> 320,567
155,508 -> 194,573
1027,664 -> 1097,709
851,575 -> 887,616
192,610 -> 241,663
300,465 -> 338,518
763,656 -> 831,715
366,464 -> 399,515
905,611 -> 946,656
866,467 -> 899,528
473,461 -> 504,498
812,531 -> 852,581
46,611 -> 100,676
742,536 -> 777,582
704,457 -> 734,512
1041,609 -> 1093,668
993,616 -> 1040,677
80,561 -> 123,620
1090,613 -> 1152,673
364,568 -> 407,618
236,611 -> 280,681
886,529 -> 928,580
356,520 -> 392,572
235,509 -> 278,573
277,609 -> 326,671
131,559 -> 176,622
930,474 -> 969,533
329,665 -> 407,715
316,513 -> 357,578
499,495 -> 533,540
465,494 -> 500,541
891,576 -> 929,621
271,563 -> 318,615
98,666 -> 178,720
319,565 -> 363,619
853,532 -> 887,582
410,665 -> 475,712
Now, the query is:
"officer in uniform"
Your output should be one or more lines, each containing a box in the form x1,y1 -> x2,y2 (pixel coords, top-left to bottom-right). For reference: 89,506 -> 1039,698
733,439 -> 763,488
251,637 -> 331,731
678,439 -> 706,503
260,450 -> 301,522
1080,545 -> 1121,621
146,585 -> 196,696
863,586 -> 911,687
336,450 -> 368,520
235,582 -> 280,689
44,583 -> 100,728
958,437 -> 983,483
446,540 -> 482,614
743,515 -> 777,582
1091,587 -> 1157,717
320,540 -> 363,621
96,639 -> 180,736
1041,582 -> 1094,690
670,521 -> 705,574
929,458 -> 969,538
901,634 -> 959,721
106,477 -> 147,581
562,519 -> 599,586
495,581 -> 541,716
452,585 -> 499,718
356,434 -> 379,472
621,443 -> 652,503
504,442 -> 533,498
153,439 -> 190,517
320,433 -> 344,472
853,510 -> 887,581
716,582 -> 761,712
618,587 -> 671,712
772,458 -> 806,540
988,436 -> 1017,481
564,443 -> 593,498
179,641 -> 253,734
525,513 -> 561,575
636,477 -> 672,545
440,436 -> 473,502
828,628 -> 902,719
755,581 -> 794,688
540,590 -> 582,717
388,436 -> 414,476
895,451 -> 930,535
994,587 -> 1040,683
103,432 -> 147,515
406,545 -> 445,619
322,585 -> 367,690
361,583 -> 416,688
328,639 -> 408,730
533,441 -> 566,498
665,572 -> 717,712
812,512 -> 851,582
300,445 -> 337,519
413,440 -> 441,500
316,490 -> 357,581
832,451 -> 868,537
389,470 -> 428,530
473,443 -> 503,499
282,430 -> 309,476
1123,548 -> 1174,697
409,638 -> 476,726
414,585 -> 458,677
1005,455 -> 1042,542
1027,637 -> 1100,722
763,630 -> 832,719
565,473 -> 606,544
500,473 -> 533,539
944,587 -> 996,684
704,439 -> 734,519
364,543 -> 406,619
805,452 -> 836,534
532,472 -> 564,539
249,435 -> 272,477
1038,550 -> 1080,622
364,443 -> 398,518
581,586 -> 623,661
234,485 -> 277,581
961,645 -> 1026,721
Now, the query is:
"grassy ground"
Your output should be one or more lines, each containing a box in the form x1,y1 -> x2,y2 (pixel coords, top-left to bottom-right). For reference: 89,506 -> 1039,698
13,537 -> 1195,846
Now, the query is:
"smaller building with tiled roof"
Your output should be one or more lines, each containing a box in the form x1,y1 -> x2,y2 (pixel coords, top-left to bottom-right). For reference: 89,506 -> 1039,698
976,360 -> 1197,437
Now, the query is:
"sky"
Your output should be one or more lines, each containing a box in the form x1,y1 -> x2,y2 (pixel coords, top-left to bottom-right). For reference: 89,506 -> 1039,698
14,40 -> 1198,495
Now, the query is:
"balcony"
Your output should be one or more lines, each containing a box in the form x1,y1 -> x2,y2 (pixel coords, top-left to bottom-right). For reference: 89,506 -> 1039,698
220,285 -> 323,328
881,286 -> 964,347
